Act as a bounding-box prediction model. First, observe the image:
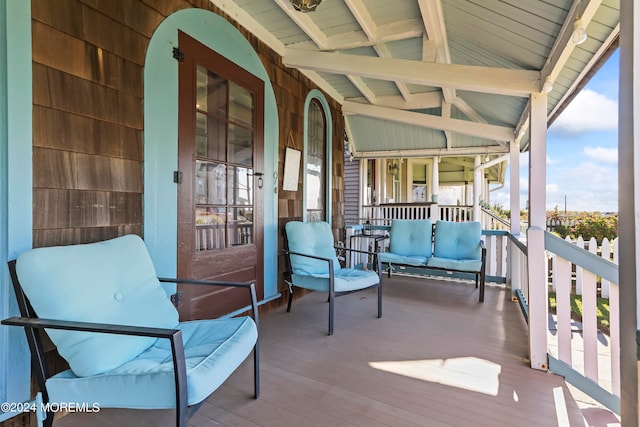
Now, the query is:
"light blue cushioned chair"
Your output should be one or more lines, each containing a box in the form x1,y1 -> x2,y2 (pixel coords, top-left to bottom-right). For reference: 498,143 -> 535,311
1,234 -> 259,427
283,221 -> 382,335
426,220 -> 487,302
379,219 -> 433,273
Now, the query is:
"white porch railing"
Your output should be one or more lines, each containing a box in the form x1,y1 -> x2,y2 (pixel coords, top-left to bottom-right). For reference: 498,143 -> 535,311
360,204 -> 475,225
544,232 -> 620,414
481,207 -> 511,231
345,214 -> 620,415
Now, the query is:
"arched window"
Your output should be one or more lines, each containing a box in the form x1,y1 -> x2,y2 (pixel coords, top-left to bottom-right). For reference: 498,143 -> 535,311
305,99 -> 326,222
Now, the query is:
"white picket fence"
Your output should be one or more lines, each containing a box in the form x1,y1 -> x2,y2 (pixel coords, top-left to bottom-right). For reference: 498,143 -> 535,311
549,236 -> 618,298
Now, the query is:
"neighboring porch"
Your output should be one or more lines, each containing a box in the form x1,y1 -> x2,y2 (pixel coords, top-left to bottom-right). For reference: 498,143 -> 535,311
52,275 -> 593,427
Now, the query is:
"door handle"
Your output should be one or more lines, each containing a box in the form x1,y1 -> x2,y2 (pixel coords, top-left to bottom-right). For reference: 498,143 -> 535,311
252,172 -> 264,189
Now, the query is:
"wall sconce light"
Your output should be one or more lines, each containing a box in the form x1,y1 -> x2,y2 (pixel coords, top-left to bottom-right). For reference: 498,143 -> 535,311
388,162 -> 399,176
290,0 -> 323,12
572,17 -> 588,45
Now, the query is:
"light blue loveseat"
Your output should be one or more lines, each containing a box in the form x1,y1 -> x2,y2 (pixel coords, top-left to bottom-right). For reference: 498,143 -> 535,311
379,219 -> 487,302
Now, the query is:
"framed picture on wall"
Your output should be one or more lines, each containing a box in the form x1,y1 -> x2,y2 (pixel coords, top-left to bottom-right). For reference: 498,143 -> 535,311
282,147 -> 301,191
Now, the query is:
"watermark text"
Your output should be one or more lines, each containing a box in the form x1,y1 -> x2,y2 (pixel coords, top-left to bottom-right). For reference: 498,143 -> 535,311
1,401 -> 100,413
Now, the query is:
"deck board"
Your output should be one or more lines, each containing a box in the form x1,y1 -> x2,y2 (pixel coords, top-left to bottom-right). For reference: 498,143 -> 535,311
53,275 -> 586,426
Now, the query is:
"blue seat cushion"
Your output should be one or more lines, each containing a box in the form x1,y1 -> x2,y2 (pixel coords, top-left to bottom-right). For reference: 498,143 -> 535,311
432,220 -> 482,260
291,268 -> 379,292
15,235 -> 179,377
379,252 -> 428,267
45,317 -> 258,408
286,221 -> 341,275
388,219 -> 432,258
427,256 -> 483,273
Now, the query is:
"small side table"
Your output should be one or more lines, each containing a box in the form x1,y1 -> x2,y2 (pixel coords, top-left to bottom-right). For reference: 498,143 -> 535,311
349,232 -> 387,269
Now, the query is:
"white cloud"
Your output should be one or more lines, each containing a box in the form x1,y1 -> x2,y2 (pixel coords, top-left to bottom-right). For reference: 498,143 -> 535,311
546,183 -> 560,194
492,160 -> 618,212
550,89 -> 618,135
584,146 -> 618,164
546,161 -> 617,212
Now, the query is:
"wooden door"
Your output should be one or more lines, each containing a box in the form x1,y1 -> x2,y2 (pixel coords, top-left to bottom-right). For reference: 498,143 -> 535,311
177,31 -> 264,320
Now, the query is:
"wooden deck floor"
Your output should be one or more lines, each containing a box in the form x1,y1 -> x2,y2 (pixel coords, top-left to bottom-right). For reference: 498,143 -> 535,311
54,275 -> 586,426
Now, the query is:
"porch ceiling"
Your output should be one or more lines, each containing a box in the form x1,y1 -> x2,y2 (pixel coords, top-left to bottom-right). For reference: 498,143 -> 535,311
211,0 -> 619,157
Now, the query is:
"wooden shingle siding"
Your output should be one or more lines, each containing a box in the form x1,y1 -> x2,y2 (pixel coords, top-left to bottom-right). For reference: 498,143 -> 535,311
29,0 -> 344,308
34,107 -> 143,160
32,0 -> 146,248
33,189 -> 141,229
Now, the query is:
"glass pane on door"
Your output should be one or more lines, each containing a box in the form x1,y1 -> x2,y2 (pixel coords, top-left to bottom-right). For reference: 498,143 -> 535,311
193,68 -> 254,252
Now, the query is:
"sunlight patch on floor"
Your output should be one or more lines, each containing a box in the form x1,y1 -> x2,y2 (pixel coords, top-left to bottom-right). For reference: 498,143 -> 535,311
369,357 -> 501,396
554,386 -> 571,427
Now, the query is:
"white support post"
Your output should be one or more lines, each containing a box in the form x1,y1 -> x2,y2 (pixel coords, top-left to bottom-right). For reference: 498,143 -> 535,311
509,139 -> 521,297
509,139 -> 521,236
473,155 -> 481,221
431,156 -> 439,221
375,158 -> 383,206
527,92 -> 548,371
619,0 -> 640,422
359,158 -> 368,219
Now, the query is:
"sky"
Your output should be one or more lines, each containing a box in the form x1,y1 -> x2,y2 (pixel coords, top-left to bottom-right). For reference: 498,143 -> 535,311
492,49 -> 620,213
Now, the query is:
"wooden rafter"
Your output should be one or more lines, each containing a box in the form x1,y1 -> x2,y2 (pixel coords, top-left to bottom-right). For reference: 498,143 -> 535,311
343,101 -> 515,141
284,49 -> 540,96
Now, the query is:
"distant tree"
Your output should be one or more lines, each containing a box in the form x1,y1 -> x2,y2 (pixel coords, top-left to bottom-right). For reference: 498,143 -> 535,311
570,213 -> 618,244
489,202 -> 509,220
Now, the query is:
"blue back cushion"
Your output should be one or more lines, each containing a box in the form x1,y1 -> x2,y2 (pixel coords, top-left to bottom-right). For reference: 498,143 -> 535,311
433,220 -> 482,260
16,234 -> 179,377
285,221 -> 341,275
389,219 -> 432,258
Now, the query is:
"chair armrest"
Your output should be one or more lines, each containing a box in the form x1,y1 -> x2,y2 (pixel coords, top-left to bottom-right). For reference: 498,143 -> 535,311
1,316 -> 179,338
158,278 -> 259,327
159,277 -> 253,290
340,247 -> 378,256
1,315 -> 188,414
281,250 -> 336,293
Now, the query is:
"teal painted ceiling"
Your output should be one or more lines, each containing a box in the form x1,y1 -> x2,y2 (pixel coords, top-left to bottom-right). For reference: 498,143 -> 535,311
215,0 -> 619,157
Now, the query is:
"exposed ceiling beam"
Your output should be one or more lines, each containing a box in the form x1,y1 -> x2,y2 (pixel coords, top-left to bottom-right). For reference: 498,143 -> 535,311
345,0 -> 412,101
343,101 -> 515,141
453,98 -> 488,124
348,92 -> 442,110
441,102 -> 453,149
210,0 -> 285,55
209,0 -> 344,104
418,0 -> 456,103
478,154 -> 509,170
422,34 -> 436,63
541,0 -> 603,86
347,75 -> 377,103
375,43 -> 413,101
444,157 -> 476,168
274,0 -> 329,49
299,69 -> 345,103
286,20 -> 424,52
548,23 -> 620,122
284,49 -> 540,96
345,0 -> 376,40
351,146 -> 510,159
